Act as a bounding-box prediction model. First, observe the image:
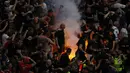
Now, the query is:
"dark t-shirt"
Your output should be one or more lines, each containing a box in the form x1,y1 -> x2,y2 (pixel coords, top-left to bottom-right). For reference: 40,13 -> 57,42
6,42 -> 17,58
76,38 -> 86,61
125,6 -> 130,24
105,34 -> 115,50
48,15 -> 55,26
77,38 -> 85,50
86,13 -> 94,23
119,37 -> 129,51
60,53 -> 70,68
55,29 -> 65,45
82,29 -> 92,39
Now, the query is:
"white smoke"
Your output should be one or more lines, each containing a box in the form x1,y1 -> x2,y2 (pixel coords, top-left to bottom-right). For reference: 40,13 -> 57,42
53,0 -> 81,59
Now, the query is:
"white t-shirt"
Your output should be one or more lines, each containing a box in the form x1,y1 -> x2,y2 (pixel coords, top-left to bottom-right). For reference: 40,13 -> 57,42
120,28 -> 128,39
2,33 -> 9,45
112,26 -> 119,40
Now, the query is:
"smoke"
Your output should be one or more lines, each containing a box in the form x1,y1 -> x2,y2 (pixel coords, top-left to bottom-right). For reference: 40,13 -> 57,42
53,0 -> 81,59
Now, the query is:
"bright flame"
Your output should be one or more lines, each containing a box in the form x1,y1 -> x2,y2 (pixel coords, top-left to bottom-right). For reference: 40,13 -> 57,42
65,37 -> 78,60
68,40 -> 88,60
65,33 -> 89,60
85,40 -> 88,48
69,46 -> 77,60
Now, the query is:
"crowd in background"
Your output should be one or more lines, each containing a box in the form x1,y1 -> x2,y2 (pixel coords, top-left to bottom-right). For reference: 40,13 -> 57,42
0,0 -> 130,73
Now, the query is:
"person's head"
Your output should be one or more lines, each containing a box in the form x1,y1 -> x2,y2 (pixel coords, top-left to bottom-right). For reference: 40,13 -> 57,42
86,7 -> 91,13
109,29 -> 114,36
46,59 -> 52,67
103,39 -> 108,45
23,57 -> 30,64
85,24 -> 89,30
53,52 -> 58,60
98,26 -> 103,31
48,9 -> 53,16
66,48 -> 72,55
34,17 -> 39,23
4,0 -> 10,6
114,21 -> 119,27
60,23 -> 65,30
44,16 -> 50,22
104,6 -> 109,12
60,5 -> 64,9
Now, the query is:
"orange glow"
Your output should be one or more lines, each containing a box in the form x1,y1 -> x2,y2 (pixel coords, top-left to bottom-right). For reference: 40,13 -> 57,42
65,43 -> 77,60
65,40 -> 78,60
85,40 -> 88,48
65,37 -> 89,60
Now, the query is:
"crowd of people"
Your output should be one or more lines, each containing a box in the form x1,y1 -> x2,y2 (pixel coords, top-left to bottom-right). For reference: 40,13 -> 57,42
0,0 -> 130,73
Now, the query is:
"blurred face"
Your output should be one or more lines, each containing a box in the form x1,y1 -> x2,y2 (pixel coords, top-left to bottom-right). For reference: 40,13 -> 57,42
34,17 -> 39,23
9,63 -> 12,68
85,25 -> 89,30
104,7 -> 108,12
98,26 -> 102,31
60,24 -> 65,30
104,40 -> 108,44
5,1 -> 10,6
48,12 -> 53,16
109,31 -> 113,36
87,7 -> 91,13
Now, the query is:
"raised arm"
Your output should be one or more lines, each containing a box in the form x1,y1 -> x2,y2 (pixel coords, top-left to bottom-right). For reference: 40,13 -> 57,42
11,0 -> 18,11
29,57 -> 36,67
0,21 -> 9,33
47,37 -> 55,45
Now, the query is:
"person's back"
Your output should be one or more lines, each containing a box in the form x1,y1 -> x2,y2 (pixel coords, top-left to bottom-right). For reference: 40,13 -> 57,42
37,35 -> 51,52
119,37 -> 129,53
120,27 -> 128,39
59,48 -> 71,68
60,52 -> 70,68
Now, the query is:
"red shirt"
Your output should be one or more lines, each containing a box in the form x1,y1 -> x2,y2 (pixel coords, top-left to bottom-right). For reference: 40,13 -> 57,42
19,61 -> 32,73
